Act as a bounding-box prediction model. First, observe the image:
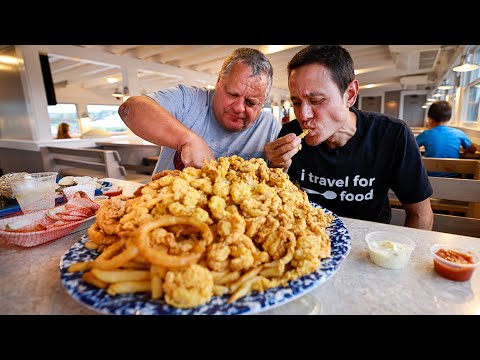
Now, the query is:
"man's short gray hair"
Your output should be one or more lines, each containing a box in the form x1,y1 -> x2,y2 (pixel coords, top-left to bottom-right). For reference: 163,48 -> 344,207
218,48 -> 273,99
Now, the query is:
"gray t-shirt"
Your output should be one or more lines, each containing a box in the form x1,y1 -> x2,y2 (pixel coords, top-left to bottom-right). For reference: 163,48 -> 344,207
148,84 -> 281,173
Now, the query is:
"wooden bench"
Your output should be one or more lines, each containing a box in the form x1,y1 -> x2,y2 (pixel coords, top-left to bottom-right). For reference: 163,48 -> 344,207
390,158 -> 480,218
143,156 -> 159,165
390,176 -> 480,237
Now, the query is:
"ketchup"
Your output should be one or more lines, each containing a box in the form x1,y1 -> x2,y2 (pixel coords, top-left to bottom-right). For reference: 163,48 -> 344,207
433,249 -> 475,282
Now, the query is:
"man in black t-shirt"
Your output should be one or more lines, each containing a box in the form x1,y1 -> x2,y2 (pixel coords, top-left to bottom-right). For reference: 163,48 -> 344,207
265,45 -> 433,229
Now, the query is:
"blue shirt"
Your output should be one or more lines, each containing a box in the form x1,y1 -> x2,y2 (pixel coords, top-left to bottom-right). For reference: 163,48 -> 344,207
148,85 -> 281,173
416,125 -> 472,177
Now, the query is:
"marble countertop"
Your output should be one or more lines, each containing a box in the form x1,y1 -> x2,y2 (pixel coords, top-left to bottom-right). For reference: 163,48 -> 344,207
1,214 -> 478,315
264,218 -> 479,315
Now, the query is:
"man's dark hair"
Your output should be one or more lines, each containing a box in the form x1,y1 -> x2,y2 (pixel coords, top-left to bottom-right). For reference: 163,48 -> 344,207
428,100 -> 452,122
287,45 -> 355,94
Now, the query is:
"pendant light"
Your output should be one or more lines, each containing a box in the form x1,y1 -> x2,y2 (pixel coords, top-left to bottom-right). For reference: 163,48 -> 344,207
453,51 -> 479,72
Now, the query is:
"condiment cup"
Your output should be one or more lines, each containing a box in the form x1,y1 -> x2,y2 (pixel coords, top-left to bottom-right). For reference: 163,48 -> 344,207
430,244 -> 480,282
8,172 -> 58,213
365,231 -> 415,269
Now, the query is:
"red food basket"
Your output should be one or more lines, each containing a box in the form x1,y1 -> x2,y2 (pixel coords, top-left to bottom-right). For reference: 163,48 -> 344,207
0,208 -> 95,247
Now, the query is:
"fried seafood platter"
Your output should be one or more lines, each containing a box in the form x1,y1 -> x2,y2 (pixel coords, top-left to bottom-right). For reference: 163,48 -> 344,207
66,155 -> 334,311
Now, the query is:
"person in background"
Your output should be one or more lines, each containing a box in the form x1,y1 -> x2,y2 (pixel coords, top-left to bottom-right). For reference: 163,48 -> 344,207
416,100 -> 477,177
118,48 -> 281,173
56,122 -> 71,139
265,45 -> 433,230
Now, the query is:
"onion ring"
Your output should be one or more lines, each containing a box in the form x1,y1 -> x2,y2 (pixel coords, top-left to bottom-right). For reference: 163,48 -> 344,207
134,215 -> 213,269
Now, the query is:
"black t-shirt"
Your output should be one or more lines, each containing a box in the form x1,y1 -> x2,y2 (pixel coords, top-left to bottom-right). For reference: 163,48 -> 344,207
280,107 -> 433,223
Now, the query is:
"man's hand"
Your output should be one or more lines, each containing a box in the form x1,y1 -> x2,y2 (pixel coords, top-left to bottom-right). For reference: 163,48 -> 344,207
265,133 -> 301,171
178,134 -> 215,169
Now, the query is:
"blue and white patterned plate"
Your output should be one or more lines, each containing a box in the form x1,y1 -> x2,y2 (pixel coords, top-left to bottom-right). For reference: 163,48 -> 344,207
59,203 -> 351,315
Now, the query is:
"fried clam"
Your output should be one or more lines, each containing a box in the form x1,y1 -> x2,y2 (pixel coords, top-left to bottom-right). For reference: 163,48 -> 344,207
95,196 -> 129,235
297,128 -> 311,150
162,264 -> 214,308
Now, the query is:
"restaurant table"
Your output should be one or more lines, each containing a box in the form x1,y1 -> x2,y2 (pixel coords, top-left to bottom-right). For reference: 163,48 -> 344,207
1,205 -> 478,315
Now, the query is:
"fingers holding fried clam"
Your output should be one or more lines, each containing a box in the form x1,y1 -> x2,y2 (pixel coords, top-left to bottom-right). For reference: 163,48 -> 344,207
264,133 -> 301,170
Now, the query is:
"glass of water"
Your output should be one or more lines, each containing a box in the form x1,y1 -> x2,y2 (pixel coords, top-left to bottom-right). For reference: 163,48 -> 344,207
9,172 -> 58,213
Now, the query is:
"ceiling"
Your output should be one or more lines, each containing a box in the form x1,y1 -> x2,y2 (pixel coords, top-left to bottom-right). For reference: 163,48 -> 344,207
48,45 -> 465,103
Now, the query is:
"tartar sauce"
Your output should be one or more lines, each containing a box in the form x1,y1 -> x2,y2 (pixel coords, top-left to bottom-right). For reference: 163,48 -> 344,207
368,240 -> 414,269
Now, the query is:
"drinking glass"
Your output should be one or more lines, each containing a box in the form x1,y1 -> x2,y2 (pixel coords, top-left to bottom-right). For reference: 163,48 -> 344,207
8,172 -> 58,213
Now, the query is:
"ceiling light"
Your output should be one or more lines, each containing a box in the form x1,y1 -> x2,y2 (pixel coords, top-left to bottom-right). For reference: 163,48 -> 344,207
0,55 -> 20,65
107,77 -> 119,84
432,93 -> 442,98
437,80 -> 453,90
453,52 -> 479,72
258,45 -> 302,55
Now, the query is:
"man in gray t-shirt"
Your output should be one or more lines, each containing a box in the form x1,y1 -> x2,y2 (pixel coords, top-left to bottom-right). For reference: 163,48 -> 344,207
119,48 -> 281,175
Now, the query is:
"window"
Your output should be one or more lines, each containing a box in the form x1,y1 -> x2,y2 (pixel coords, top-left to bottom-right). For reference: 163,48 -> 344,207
464,82 -> 480,123
462,46 -> 480,125
48,103 -> 80,138
87,105 -> 127,134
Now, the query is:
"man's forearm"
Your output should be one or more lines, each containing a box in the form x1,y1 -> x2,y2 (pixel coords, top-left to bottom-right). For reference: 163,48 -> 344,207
403,199 -> 433,230
404,213 -> 433,230
119,95 -> 196,150
467,144 -> 477,154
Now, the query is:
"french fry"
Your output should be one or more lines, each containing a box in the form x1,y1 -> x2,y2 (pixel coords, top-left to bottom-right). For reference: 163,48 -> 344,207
229,266 -> 263,293
150,265 -> 165,300
211,270 -> 241,285
82,271 -> 108,289
121,261 -> 150,270
94,242 -> 139,270
107,281 -> 151,296
68,261 -> 93,273
150,275 -> 163,300
260,260 -> 284,278
228,276 -> 262,303
150,265 -> 168,279
91,268 -> 150,283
